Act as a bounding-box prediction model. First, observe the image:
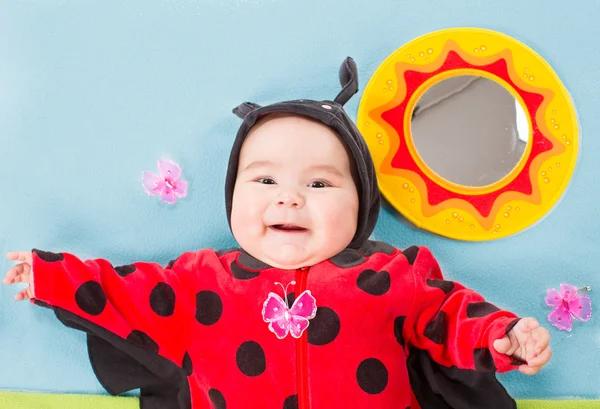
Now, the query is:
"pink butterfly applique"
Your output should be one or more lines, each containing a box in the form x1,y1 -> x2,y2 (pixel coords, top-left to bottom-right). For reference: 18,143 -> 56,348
142,159 -> 188,204
262,281 -> 317,339
545,283 -> 592,331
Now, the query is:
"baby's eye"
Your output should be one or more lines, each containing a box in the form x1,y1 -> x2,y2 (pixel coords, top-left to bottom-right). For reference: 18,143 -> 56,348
256,178 -> 276,185
309,180 -> 329,188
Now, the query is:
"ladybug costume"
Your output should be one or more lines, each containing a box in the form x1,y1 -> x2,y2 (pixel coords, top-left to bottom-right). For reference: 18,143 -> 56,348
30,58 -> 521,409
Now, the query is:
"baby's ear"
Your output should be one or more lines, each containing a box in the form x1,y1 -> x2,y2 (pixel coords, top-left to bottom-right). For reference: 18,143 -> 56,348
232,102 -> 262,119
334,57 -> 359,106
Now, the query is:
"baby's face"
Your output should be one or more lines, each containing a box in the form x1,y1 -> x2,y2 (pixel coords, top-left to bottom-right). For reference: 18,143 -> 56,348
231,114 -> 359,270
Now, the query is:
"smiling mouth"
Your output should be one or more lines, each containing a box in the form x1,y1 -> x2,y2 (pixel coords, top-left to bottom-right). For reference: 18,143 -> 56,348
269,224 -> 308,233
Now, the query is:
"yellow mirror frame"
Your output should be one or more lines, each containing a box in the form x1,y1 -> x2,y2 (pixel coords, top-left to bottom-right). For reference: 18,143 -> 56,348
358,28 -> 579,240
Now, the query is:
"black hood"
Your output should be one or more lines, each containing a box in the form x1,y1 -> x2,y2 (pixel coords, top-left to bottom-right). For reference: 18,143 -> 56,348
225,57 -> 380,250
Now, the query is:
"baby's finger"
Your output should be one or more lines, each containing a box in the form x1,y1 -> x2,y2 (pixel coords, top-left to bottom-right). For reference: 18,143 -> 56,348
14,287 -> 31,301
3,264 -> 24,285
493,336 -> 513,354
533,328 -> 550,354
5,263 -> 31,284
518,317 -> 540,332
528,346 -> 552,367
10,271 -> 25,284
519,365 -> 541,375
6,252 -> 29,262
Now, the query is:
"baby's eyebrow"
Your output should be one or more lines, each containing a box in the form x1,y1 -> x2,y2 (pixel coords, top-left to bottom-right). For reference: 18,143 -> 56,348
242,160 -> 274,171
308,164 -> 345,178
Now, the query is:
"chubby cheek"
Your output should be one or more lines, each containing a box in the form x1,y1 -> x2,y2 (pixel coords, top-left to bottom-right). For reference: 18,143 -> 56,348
231,186 -> 267,239
313,195 -> 358,246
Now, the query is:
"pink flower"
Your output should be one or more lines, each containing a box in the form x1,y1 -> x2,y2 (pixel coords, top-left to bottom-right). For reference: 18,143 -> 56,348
142,159 -> 188,204
545,283 -> 592,331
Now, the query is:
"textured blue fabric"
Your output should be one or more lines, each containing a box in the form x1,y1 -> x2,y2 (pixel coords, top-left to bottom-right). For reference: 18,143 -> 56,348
0,0 -> 598,399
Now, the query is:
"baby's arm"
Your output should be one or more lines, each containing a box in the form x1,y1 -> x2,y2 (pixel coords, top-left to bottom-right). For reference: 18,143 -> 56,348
4,248 -> 206,365
402,247 -> 544,374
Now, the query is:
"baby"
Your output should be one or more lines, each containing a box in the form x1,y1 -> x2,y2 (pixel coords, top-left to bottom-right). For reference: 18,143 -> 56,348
4,58 -> 550,409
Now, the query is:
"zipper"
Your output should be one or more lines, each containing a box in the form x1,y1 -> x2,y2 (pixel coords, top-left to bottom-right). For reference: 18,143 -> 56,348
295,266 -> 310,409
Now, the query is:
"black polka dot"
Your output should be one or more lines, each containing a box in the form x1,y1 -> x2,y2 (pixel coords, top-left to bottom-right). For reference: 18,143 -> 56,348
231,260 -> 260,280
330,248 -> 367,268
360,241 -> 395,256
195,290 -> 223,325
423,311 -> 446,344
286,292 -> 295,306
236,341 -> 266,377
114,264 -> 136,277
208,388 -> 226,409
473,347 -> 495,372
75,281 -> 106,316
356,358 -> 388,394
32,249 -> 64,262
166,258 -> 178,269
466,302 -> 500,318
182,352 -> 193,376
426,279 -> 454,295
393,316 -> 407,347
126,330 -> 159,353
283,395 -> 298,409
149,282 -> 176,317
357,269 -> 391,296
402,246 -> 420,265
238,251 -> 270,270
308,307 -> 340,346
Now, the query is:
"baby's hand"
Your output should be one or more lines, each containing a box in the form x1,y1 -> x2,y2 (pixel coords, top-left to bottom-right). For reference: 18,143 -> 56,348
493,317 -> 551,375
3,251 -> 34,301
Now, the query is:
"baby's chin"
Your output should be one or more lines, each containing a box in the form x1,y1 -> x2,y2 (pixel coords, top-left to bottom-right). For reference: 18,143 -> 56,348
259,245 -> 324,270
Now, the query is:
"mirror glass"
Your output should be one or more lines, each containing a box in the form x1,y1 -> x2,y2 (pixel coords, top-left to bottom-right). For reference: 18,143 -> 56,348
410,75 -> 529,187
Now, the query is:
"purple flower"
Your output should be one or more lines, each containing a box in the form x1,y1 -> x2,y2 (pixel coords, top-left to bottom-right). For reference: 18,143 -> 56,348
142,159 -> 188,204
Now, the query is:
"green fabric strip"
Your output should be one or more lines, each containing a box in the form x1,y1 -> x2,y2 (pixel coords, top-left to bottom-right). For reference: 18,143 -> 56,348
0,392 -> 598,408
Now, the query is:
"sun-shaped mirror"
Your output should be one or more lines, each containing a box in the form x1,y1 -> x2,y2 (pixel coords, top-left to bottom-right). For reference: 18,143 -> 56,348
358,28 -> 578,240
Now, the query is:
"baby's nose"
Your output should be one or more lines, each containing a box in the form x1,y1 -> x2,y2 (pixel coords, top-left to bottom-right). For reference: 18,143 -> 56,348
276,193 -> 305,208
